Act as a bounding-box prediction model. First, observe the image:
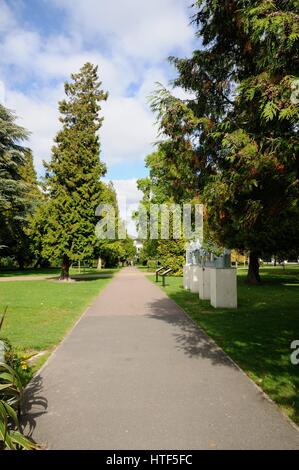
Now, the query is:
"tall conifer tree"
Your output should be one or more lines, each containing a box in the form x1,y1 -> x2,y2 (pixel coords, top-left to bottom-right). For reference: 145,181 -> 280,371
43,63 -> 108,279
0,103 -> 30,261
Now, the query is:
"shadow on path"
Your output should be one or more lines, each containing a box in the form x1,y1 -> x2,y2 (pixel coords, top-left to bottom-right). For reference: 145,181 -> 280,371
146,296 -> 236,368
21,375 -> 48,440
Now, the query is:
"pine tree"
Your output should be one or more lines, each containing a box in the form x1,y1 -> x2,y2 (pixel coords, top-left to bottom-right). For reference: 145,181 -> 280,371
42,63 -> 108,279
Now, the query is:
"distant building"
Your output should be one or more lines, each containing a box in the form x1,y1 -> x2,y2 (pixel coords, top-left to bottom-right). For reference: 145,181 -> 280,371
133,239 -> 143,254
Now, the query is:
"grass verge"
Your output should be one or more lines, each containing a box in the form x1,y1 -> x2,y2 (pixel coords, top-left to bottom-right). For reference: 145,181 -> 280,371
0,267 -> 112,277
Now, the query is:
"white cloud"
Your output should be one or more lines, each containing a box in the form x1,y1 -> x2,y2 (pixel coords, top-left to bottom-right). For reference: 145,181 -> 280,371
52,0 -> 194,60
0,80 -> 5,103
0,0 -> 16,33
101,96 -> 156,166
0,30 -> 40,67
0,0 -> 195,181
136,67 -> 170,104
6,87 -> 62,173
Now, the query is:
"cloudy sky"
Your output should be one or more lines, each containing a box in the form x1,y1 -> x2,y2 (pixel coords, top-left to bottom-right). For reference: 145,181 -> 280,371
0,0 -> 197,235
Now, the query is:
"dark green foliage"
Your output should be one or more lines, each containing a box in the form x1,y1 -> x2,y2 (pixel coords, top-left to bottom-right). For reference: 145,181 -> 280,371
0,104 -> 28,217
96,181 -> 137,267
147,0 -> 299,283
157,239 -> 185,276
40,63 -> 108,279
0,104 -> 40,268
0,308 -> 35,450
136,172 -> 187,274
149,87 -> 205,202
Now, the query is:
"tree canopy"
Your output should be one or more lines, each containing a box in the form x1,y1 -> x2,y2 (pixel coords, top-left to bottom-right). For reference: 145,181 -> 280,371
0,104 -> 40,268
141,0 -> 299,283
39,63 -> 108,279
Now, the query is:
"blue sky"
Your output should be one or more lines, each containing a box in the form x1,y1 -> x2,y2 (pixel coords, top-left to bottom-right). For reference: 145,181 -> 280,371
0,0 -> 197,233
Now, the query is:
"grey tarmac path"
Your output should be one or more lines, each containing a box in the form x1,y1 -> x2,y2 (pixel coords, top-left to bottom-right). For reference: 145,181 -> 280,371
22,267 -> 299,450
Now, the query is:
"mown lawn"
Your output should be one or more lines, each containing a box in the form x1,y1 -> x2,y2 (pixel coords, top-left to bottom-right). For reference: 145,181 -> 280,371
0,268 -> 61,277
150,266 -> 299,426
0,269 -> 116,352
0,267 -> 106,277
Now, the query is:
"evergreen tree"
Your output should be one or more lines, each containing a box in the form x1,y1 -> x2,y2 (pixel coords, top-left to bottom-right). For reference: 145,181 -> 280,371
0,104 -> 28,218
148,0 -> 299,283
20,150 -> 40,201
0,103 -> 30,263
42,63 -> 108,279
11,150 -> 42,268
149,87 -> 203,203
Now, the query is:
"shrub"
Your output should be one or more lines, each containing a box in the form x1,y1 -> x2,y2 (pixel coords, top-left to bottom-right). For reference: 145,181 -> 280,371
157,239 -> 185,276
0,308 -> 35,450
147,259 -> 158,270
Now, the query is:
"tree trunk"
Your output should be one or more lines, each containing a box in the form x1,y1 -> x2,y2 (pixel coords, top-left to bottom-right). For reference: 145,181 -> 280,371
247,251 -> 261,284
17,256 -> 25,270
60,256 -> 70,281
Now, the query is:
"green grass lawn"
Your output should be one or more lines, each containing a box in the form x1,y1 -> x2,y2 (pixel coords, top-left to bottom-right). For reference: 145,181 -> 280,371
0,269 -> 116,353
137,265 -> 155,273
0,267 -> 61,277
0,266 -> 110,277
150,266 -> 299,426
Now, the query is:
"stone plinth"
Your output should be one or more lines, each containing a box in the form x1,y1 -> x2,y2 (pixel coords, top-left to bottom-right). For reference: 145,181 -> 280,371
198,267 -> 211,300
190,266 -> 200,294
210,268 -> 237,309
183,265 -> 191,290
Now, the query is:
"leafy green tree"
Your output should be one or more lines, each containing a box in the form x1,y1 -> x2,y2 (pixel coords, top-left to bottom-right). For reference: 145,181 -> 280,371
120,237 -> 137,264
41,63 -> 108,279
150,0 -> 299,283
157,239 -> 185,276
95,181 -> 137,267
0,104 -> 35,267
136,169 -> 186,275
0,104 -> 28,216
149,87 -> 205,203
19,150 -> 41,201
96,181 -> 122,268
26,199 -> 49,268
9,150 -> 42,268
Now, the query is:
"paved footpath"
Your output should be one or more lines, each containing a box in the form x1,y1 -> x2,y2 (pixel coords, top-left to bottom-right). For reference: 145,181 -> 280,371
22,267 -> 299,450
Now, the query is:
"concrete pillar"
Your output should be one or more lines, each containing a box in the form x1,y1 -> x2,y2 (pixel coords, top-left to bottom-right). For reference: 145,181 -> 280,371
190,266 -> 200,294
210,268 -> 237,309
183,265 -> 191,290
198,267 -> 211,300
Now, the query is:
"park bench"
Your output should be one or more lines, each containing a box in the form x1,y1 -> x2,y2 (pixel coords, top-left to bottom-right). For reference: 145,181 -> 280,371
155,266 -> 165,282
161,268 -> 173,287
